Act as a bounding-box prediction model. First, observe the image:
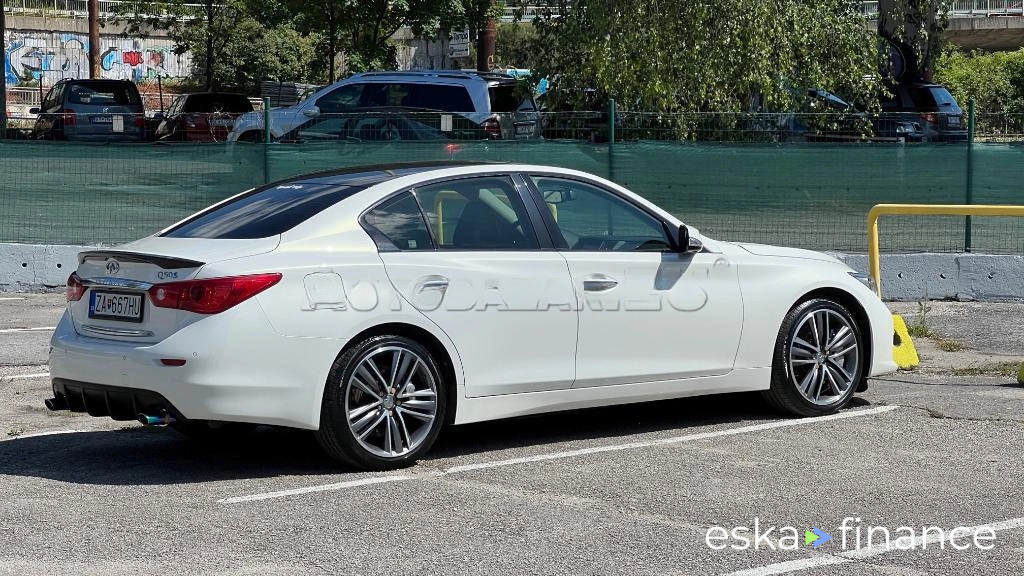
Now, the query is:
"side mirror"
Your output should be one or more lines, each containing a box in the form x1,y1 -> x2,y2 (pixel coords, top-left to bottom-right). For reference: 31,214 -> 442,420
675,225 -> 703,254
29,107 -> 40,115
303,106 -> 321,118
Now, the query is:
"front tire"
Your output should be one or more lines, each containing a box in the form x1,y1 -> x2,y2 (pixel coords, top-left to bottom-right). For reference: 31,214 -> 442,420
763,298 -> 864,416
316,335 -> 446,470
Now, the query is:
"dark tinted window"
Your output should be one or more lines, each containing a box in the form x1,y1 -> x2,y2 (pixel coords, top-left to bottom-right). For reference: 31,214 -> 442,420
360,83 -> 475,112
316,84 -> 365,113
363,192 -> 433,251
66,82 -> 141,106
907,86 -> 937,110
489,84 -> 534,112
415,176 -> 538,250
163,182 -> 368,239
184,93 -> 253,113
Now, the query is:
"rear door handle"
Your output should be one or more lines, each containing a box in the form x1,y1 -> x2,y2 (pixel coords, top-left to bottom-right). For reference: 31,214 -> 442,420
583,278 -> 618,292
416,276 -> 450,293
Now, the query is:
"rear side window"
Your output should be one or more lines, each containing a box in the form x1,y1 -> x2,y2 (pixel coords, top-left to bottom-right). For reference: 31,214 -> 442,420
415,176 -> 539,250
163,183 -> 367,239
929,87 -> 958,108
66,82 -> 141,106
360,83 -> 476,112
907,87 -> 937,110
489,84 -> 535,112
362,192 -> 434,251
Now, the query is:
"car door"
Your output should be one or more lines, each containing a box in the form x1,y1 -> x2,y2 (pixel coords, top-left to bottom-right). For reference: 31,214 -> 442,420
524,174 -> 744,388
366,175 -> 578,397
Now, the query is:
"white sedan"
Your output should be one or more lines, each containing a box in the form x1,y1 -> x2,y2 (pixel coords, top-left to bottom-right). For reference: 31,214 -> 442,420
48,162 -> 897,469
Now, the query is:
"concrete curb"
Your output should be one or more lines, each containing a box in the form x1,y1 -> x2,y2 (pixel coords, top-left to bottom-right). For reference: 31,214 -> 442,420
2,243 -> 1022,301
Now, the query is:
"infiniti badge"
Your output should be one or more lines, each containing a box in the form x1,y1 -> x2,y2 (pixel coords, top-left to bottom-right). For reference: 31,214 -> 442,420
106,260 -> 120,275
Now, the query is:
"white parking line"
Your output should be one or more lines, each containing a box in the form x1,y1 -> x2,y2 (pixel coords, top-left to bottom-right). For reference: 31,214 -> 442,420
0,297 -> 27,301
221,405 -> 898,504
0,326 -> 56,334
1,372 -> 50,381
218,475 -> 414,504
722,516 -> 1024,576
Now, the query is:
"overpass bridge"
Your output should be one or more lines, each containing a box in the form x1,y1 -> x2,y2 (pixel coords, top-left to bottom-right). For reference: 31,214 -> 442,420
863,1 -> 1024,51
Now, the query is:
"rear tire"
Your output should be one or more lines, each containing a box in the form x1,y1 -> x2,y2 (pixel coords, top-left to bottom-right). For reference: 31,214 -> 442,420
238,130 -> 264,143
762,298 -> 864,417
316,335 -> 446,470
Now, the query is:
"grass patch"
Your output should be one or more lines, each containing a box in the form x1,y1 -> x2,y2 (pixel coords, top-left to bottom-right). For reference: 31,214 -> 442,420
935,338 -> 965,352
907,323 -> 932,338
951,362 -> 1021,377
7,426 -> 25,437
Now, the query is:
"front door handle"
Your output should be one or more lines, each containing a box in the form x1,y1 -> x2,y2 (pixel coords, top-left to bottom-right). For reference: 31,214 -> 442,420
583,277 -> 618,292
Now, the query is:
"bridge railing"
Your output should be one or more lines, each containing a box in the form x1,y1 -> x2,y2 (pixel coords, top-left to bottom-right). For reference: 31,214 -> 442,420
4,0 -> 205,19
863,0 -> 1024,18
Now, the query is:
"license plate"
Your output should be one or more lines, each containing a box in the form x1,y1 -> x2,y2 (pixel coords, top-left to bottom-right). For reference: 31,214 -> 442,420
91,116 -> 112,124
112,116 -> 124,132
515,124 -> 534,136
948,116 -> 961,127
211,118 -> 234,127
89,291 -> 144,322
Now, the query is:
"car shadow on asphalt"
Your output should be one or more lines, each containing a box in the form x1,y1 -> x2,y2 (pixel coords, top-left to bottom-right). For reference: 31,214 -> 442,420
0,392 -> 874,484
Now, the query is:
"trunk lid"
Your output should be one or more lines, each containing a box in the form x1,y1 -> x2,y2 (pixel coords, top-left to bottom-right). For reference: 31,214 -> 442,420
69,236 -> 279,343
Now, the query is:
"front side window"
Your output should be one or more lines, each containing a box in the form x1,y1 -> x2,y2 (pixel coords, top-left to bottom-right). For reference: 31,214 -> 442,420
530,176 -> 671,251
363,192 -> 433,251
316,84 -> 365,113
415,176 -> 538,250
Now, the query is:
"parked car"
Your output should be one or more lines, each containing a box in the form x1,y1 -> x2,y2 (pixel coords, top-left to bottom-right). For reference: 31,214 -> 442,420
154,92 -> 253,142
879,83 -> 967,142
278,112 -> 450,143
47,161 -> 896,470
786,88 -> 926,143
31,79 -> 145,142
229,71 -> 541,142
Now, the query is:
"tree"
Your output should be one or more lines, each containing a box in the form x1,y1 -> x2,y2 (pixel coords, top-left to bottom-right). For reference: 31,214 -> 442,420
530,0 -> 881,114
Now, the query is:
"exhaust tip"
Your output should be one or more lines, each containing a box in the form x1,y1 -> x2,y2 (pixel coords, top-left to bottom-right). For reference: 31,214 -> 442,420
137,413 -> 176,427
44,397 -> 68,411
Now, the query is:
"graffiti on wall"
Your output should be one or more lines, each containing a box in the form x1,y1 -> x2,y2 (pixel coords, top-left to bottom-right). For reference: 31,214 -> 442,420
4,31 -> 192,86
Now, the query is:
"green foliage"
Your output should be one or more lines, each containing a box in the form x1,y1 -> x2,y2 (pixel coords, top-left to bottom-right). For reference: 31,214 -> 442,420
530,0 -> 881,115
935,47 -> 1024,115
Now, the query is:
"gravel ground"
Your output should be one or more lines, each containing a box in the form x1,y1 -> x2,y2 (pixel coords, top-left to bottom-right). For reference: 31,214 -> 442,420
1,294 -> 1022,575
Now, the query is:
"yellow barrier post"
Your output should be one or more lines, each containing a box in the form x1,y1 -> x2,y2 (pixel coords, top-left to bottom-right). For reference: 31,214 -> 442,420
868,203 -> 1024,370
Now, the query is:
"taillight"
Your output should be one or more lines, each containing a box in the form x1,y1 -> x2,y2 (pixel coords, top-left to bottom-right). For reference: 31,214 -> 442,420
148,273 -> 281,314
62,109 -> 77,126
134,116 -> 145,127
919,112 -> 938,125
482,118 -> 502,139
66,272 -> 85,302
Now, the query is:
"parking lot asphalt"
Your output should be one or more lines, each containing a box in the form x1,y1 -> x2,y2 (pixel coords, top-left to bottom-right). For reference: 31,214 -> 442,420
1,293 -> 1023,575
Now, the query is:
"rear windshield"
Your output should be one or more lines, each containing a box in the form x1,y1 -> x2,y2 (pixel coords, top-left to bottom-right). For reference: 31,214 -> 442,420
489,84 -> 535,112
184,94 -> 253,113
66,82 -> 141,106
162,183 -> 368,239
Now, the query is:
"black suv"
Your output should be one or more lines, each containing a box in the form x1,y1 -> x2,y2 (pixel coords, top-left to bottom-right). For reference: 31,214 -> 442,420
31,79 -> 146,142
880,83 -> 967,142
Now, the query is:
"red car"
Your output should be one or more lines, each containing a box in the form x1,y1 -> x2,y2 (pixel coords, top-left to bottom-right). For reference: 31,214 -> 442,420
154,92 -> 254,142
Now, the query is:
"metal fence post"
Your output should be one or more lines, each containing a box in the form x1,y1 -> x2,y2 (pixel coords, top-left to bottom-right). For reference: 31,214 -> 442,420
262,97 -> 271,184
608,98 -> 616,182
964,98 -> 975,253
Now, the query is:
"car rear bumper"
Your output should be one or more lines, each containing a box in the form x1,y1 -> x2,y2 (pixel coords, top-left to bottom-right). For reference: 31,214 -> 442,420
48,305 -> 331,430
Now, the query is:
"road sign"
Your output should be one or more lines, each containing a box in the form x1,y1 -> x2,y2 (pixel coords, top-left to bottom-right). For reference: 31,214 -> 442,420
448,29 -> 470,58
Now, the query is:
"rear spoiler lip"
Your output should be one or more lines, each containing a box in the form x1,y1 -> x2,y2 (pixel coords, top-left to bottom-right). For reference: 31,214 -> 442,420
78,250 -> 205,270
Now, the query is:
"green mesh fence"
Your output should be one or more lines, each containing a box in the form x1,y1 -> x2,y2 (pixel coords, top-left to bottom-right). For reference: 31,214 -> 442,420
1,139 -> 1022,253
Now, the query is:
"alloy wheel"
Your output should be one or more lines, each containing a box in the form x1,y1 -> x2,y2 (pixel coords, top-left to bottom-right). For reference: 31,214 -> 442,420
787,308 -> 860,405
344,345 -> 438,458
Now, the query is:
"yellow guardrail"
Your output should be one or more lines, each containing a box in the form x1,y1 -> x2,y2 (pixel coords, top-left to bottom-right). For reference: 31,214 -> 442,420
868,203 -> 1024,298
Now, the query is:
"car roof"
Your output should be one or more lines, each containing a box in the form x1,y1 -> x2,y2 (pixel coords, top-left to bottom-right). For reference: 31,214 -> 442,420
348,70 -> 518,84
273,161 -> 495,187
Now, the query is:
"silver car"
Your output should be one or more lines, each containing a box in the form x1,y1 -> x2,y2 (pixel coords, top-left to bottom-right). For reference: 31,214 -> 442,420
229,71 -> 541,142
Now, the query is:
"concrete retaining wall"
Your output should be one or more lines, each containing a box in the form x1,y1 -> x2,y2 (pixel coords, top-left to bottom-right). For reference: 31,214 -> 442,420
1,243 -> 1022,301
